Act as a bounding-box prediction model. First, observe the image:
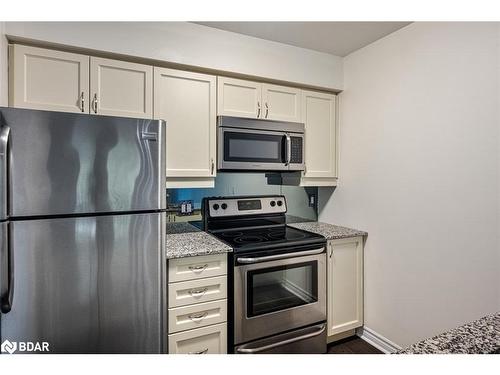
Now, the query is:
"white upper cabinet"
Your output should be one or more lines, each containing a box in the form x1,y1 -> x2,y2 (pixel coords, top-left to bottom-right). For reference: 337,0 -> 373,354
261,83 -> 301,122
154,68 -> 217,187
90,57 -> 153,119
327,237 -> 364,338
217,77 -> 261,119
301,90 -> 337,181
9,45 -> 89,113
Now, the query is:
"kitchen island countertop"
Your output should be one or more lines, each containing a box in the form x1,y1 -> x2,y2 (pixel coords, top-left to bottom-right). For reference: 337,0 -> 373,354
397,312 -> 500,354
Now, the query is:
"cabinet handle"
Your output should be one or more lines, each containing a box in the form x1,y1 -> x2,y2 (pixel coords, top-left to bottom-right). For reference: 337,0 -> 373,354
189,348 -> 208,354
329,244 -> 333,258
188,311 -> 208,322
211,159 -> 214,175
188,264 -> 208,273
265,102 -> 269,118
92,93 -> 98,114
80,92 -> 85,112
257,102 -> 261,118
189,287 -> 208,297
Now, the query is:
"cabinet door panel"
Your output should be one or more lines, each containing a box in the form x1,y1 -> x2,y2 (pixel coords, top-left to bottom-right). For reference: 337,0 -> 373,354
90,57 -> 152,118
302,91 -> 337,178
154,68 -> 216,179
9,45 -> 89,113
217,77 -> 261,118
327,237 -> 363,337
168,323 -> 227,354
262,84 -> 301,122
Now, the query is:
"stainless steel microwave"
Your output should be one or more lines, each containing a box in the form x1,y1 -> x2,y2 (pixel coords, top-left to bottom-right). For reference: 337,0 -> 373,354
217,116 -> 305,172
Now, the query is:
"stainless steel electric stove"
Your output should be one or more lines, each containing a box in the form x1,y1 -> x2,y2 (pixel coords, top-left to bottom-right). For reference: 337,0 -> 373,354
202,195 -> 327,354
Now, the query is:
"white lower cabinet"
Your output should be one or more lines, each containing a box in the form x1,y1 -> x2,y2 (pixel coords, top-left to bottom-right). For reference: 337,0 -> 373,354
168,323 -> 227,354
167,254 -> 228,354
327,237 -> 364,339
169,300 -> 227,334
168,276 -> 227,307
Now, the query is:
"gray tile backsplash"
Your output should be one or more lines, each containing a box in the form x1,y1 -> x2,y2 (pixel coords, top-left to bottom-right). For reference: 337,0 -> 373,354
167,173 -> 317,220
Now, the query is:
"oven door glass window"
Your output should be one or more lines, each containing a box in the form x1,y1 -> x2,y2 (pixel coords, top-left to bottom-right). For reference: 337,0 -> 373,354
223,131 -> 285,163
247,261 -> 318,317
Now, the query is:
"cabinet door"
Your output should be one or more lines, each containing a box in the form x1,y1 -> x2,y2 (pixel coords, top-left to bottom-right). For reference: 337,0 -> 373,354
262,84 -> 301,122
327,237 -> 363,337
217,77 -> 261,119
9,45 -> 89,113
168,323 -> 227,354
302,90 -> 337,178
90,57 -> 152,118
154,68 -> 216,180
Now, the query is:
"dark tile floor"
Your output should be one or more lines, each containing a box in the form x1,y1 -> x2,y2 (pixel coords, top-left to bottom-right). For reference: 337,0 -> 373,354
327,336 -> 383,354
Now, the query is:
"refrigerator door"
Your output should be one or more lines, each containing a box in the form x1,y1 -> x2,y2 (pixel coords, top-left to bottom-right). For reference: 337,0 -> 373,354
0,212 -> 164,353
0,107 -> 166,217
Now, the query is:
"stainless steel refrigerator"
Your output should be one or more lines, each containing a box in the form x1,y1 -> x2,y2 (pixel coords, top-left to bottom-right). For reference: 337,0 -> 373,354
0,107 -> 166,354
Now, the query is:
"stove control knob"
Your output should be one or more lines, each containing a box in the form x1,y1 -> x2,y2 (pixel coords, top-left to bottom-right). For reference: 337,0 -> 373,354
270,201 -> 276,207
277,200 -> 283,207
212,203 -> 219,210
221,203 -> 228,210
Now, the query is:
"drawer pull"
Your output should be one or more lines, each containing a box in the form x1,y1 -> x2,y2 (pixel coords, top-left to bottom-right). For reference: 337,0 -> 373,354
188,311 -> 208,322
189,348 -> 209,354
188,264 -> 208,273
189,287 -> 208,297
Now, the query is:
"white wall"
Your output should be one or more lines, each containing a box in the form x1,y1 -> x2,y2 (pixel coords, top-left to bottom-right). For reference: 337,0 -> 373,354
0,22 -> 8,106
4,22 -> 343,90
319,22 -> 500,347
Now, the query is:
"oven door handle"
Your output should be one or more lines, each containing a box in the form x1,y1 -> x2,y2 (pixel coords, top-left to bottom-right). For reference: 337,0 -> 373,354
237,248 -> 324,264
236,323 -> 326,354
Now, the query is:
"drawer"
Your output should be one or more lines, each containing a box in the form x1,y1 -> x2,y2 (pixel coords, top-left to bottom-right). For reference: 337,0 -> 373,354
168,276 -> 227,308
168,323 -> 227,354
168,254 -> 227,282
168,299 -> 227,334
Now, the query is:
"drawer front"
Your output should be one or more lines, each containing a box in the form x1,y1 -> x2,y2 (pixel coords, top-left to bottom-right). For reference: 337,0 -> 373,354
168,254 -> 227,282
168,323 -> 227,354
168,276 -> 227,308
168,300 -> 227,333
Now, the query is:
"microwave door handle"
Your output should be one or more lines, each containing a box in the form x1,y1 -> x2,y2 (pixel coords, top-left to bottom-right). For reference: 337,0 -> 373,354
285,134 -> 291,166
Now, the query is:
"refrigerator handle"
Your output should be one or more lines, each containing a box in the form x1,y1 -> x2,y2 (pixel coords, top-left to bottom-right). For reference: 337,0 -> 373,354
0,125 -> 10,221
0,222 -> 13,314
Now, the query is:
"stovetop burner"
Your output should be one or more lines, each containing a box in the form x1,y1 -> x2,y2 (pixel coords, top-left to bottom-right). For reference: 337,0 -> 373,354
211,225 -> 324,252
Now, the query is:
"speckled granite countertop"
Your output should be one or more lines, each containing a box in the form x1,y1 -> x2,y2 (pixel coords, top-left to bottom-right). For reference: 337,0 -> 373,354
166,222 -> 200,234
397,313 -> 500,354
166,231 -> 232,259
166,219 -> 366,258
288,222 -> 367,240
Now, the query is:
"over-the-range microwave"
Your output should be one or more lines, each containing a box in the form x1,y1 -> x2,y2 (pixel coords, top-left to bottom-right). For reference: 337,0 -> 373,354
217,116 -> 305,172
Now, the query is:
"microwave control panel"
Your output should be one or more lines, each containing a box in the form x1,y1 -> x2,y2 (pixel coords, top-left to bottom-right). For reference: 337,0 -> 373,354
290,137 -> 303,164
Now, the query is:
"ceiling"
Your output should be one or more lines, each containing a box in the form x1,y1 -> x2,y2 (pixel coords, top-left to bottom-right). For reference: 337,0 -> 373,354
194,22 -> 411,57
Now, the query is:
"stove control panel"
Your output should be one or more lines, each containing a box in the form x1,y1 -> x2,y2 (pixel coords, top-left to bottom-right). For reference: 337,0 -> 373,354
208,196 -> 287,217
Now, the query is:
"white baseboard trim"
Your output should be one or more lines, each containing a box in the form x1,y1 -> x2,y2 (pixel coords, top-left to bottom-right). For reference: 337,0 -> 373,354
356,327 -> 402,354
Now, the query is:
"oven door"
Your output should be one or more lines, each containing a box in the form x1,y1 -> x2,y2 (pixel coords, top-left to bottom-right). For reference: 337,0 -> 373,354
234,248 -> 326,345
218,127 -> 288,171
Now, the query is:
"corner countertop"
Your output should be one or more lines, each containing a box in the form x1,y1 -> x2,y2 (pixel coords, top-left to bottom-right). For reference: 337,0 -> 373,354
288,221 -> 367,240
166,222 -> 232,259
397,312 -> 500,354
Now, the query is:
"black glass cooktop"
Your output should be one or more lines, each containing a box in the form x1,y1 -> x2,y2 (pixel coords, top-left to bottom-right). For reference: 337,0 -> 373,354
211,225 -> 325,252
